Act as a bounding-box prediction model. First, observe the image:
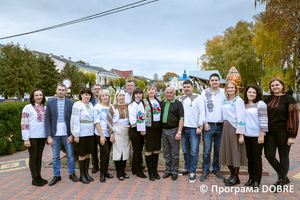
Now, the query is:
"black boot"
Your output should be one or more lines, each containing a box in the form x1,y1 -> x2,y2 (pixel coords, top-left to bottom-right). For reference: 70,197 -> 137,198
152,153 -> 160,180
79,160 -> 90,184
85,158 -> 94,181
32,176 -> 44,187
37,175 -> 48,185
145,155 -> 155,181
224,166 -> 234,184
121,160 -> 129,179
115,161 -> 124,181
225,174 -> 240,186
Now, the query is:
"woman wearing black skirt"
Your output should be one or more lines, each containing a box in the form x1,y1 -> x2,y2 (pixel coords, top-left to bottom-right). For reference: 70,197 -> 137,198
142,85 -> 162,181
71,87 -> 95,184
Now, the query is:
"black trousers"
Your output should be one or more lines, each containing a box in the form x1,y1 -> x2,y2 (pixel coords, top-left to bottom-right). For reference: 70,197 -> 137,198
129,127 -> 144,173
244,136 -> 264,183
95,135 -> 112,173
27,138 -> 46,178
92,134 -> 99,167
265,131 -> 291,179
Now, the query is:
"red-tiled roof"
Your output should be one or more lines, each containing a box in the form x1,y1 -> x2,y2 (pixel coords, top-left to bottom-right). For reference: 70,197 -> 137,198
111,69 -> 132,79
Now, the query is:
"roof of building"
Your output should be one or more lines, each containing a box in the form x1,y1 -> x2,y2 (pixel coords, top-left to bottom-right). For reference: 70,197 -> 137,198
169,69 -> 190,81
189,70 -> 226,84
111,69 -> 133,79
31,50 -> 103,72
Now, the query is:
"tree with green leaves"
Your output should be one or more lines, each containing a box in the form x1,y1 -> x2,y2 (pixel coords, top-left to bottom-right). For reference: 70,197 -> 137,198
255,0 -> 300,93
36,55 -> 60,96
201,20 -> 264,87
137,80 -> 146,90
60,62 -> 83,95
0,43 -> 39,100
81,71 -> 96,89
108,77 -> 126,91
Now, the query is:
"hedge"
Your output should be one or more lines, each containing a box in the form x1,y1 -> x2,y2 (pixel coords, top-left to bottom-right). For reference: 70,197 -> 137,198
0,101 -> 28,155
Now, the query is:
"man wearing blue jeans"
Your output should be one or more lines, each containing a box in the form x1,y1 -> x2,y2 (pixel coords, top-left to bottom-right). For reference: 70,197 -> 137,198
46,84 -> 79,186
200,73 -> 226,181
179,80 -> 205,183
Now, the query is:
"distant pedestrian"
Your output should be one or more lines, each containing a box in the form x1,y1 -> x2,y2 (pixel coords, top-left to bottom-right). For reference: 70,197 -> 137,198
161,87 -> 184,181
46,84 -> 79,186
21,88 -> 48,186
264,77 -> 299,190
71,87 -> 95,184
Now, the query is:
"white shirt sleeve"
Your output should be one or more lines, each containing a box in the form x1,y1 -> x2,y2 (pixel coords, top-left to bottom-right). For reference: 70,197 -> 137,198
71,103 -> 81,137
137,102 -> 146,132
235,97 -> 246,134
21,105 -> 31,140
128,103 -> 137,127
201,91 -> 208,125
197,95 -> 205,129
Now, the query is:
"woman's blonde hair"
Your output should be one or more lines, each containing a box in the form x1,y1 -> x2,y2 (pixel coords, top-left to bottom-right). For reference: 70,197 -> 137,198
224,81 -> 239,98
145,84 -> 156,98
114,89 -> 126,104
98,89 -> 111,106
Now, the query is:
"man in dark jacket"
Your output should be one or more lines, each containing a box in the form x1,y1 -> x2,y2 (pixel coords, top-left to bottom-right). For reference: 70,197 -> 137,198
46,84 -> 78,186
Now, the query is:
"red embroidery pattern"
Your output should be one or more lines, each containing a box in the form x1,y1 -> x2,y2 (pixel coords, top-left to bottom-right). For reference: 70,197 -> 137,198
287,103 -> 299,137
21,112 -> 30,130
34,106 -> 46,122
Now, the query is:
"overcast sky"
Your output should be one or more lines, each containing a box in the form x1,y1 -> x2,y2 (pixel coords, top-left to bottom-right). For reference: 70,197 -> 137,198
0,0 -> 265,79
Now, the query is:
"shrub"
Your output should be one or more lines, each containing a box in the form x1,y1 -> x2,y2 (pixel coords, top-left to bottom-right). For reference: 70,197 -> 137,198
0,101 -> 28,155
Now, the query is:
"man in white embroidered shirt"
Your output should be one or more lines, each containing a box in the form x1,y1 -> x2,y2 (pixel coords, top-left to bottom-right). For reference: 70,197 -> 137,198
200,73 -> 226,181
46,84 -> 78,186
179,80 -> 205,183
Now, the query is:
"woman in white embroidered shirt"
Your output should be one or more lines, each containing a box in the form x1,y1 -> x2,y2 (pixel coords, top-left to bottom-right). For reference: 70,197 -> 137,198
93,90 -> 113,183
243,84 -> 268,189
21,88 -> 48,187
219,81 -> 247,186
142,84 -> 162,181
107,89 -> 130,181
128,87 -> 147,179
71,87 -> 94,184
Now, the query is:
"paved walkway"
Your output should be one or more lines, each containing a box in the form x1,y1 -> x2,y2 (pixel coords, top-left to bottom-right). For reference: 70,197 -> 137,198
0,137 -> 300,200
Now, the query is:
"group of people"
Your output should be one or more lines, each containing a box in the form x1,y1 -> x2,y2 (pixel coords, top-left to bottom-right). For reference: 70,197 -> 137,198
21,75 -> 298,191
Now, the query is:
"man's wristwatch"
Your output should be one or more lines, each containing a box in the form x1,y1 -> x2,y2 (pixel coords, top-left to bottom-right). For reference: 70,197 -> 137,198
178,131 -> 181,135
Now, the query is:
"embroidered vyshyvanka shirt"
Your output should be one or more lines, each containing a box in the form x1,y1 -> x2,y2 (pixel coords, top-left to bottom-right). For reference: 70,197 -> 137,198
245,101 -> 268,137
128,101 -> 146,131
222,96 -> 246,134
201,88 -> 226,124
264,94 -> 299,138
21,104 -> 46,140
56,98 -> 67,136
71,101 -> 94,137
107,104 -> 129,134
93,104 -> 110,137
180,93 -> 205,129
